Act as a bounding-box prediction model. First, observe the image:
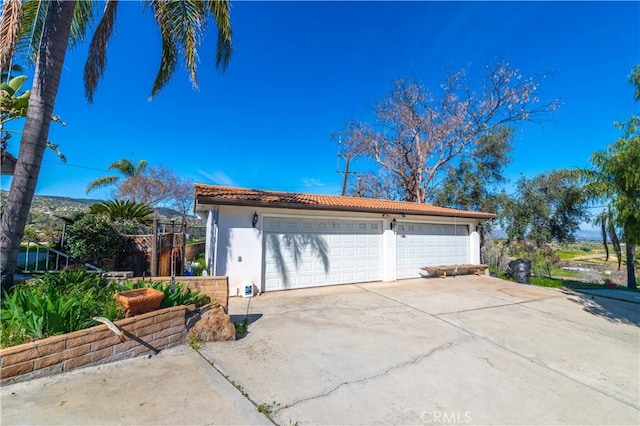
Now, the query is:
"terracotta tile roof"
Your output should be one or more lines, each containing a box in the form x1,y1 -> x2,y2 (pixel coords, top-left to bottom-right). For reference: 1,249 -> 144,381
194,184 -> 496,220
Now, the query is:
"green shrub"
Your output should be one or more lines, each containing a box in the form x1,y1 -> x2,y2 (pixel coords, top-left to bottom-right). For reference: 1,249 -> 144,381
65,214 -> 124,266
117,279 -> 208,308
1,271 -> 122,348
189,253 -> 206,276
1,272 -> 209,349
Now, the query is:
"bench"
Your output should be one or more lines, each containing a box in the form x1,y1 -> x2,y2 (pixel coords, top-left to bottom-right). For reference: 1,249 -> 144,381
420,264 -> 489,278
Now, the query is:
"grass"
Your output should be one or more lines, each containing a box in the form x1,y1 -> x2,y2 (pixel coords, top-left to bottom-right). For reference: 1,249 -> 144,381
556,250 -> 586,260
549,267 -> 581,278
188,334 -> 203,350
527,275 -> 639,292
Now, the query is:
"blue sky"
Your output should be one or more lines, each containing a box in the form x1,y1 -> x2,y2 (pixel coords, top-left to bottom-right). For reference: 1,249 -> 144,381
2,1 -> 639,215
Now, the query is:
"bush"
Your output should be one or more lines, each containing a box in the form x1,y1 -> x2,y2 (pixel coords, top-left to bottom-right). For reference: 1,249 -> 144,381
189,254 -> 206,276
117,279 -> 208,308
0,271 -> 122,348
65,214 -> 124,266
508,240 -> 559,278
0,272 -> 208,349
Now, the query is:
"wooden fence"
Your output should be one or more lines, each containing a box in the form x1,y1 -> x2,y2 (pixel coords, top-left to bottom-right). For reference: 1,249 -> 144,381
122,232 -> 184,277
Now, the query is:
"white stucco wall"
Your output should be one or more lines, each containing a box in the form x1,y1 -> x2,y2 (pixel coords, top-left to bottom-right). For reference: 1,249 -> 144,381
199,204 -> 486,295
381,219 -> 397,282
215,206 -> 263,297
469,228 -> 481,264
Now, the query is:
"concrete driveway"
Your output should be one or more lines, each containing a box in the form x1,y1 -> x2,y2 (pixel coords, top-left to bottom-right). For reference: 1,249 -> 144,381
199,275 -> 640,425
2,275 -> 638,425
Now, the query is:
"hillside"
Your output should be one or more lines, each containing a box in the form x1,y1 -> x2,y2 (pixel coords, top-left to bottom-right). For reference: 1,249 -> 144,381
0,191 -> 204,241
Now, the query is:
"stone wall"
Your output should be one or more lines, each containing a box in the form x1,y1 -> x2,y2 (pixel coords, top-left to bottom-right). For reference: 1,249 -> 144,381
0,306 -> 186,385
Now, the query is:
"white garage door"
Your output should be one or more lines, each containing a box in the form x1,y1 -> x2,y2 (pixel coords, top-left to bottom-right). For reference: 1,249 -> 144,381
263,217 -> 382,291
396,222 -> 469,279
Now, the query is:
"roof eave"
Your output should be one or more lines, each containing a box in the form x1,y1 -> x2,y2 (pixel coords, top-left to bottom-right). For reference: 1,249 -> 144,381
195,196 -> 496,220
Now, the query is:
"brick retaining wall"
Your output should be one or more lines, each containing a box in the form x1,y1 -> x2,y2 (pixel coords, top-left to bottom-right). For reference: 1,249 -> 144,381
0,306 -> 186,385
130,276 -> 229,312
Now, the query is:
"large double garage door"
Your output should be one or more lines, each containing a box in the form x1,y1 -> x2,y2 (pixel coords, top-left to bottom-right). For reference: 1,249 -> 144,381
263,217 -> 382,291
396,223 -> 469,279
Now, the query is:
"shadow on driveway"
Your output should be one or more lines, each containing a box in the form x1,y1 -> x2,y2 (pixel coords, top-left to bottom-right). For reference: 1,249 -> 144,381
562,289 -> 640,327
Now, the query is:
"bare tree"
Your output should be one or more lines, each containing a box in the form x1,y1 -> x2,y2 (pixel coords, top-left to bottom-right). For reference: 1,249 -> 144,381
342,62 -> 559,203
117,164 -> 193,208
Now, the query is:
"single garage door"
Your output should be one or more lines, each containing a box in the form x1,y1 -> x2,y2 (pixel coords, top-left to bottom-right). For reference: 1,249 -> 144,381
396,222 -> 469,279
263,217 -> 382,291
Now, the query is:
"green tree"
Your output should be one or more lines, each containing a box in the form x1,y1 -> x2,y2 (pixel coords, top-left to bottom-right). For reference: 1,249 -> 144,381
0,0 -> 232,290
433,126 -> 514,260
65,214 -> 125,267
86,158 -> 148,197
593,208 -> 623,270
500,170 -> 590,246
579,67 -> 639,288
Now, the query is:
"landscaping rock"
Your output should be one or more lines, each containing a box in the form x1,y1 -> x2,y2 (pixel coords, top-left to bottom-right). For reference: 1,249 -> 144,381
188,306 -> 236,342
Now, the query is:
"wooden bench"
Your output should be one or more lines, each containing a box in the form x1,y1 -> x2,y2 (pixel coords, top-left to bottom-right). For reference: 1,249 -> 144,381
420,264 -> 489,278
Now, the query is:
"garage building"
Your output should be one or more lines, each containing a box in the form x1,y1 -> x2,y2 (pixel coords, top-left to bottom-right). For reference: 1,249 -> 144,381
194,184 -> 495,296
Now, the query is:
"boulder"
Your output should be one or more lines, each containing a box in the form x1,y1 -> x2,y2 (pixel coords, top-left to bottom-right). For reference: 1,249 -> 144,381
188,305 -> 236,342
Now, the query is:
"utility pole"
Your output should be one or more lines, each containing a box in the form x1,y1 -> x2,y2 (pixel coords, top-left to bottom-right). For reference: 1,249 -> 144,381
340,153 -> 351,196
336,137 -> 358,196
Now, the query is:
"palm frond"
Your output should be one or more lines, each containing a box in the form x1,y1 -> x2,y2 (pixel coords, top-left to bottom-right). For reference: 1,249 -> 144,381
68,0 -> 94,47
148,0 -> 232,99
108,158 -> 135,175
133,159 -> 148,175
150,1 -> 206,98
0,0 -> 23,72
17,0 -> 49,63
169,0 -> 205,89
206,0 -> 232,70
89,199 -> 154,224
86,176 -> 119,194
0,63 -> 23,81
84,0 -> 118,103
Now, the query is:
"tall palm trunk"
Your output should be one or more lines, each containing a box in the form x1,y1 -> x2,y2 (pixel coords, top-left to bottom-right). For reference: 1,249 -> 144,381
0,1 -> 76,290
627,243 -> 637,290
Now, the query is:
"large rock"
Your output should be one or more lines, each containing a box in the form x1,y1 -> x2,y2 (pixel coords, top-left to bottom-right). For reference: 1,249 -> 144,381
188,306 -> 236,342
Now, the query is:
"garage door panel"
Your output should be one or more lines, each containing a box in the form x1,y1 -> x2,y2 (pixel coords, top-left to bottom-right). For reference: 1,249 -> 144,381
396,222 -> 469,279
264,218 -> 382,291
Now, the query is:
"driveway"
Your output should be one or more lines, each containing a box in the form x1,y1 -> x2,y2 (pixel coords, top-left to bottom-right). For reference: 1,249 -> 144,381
1,275 -> 638,425
199,275 -> 640,425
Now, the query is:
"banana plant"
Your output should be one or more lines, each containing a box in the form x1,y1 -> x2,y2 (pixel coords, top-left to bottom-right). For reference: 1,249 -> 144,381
1,75 -> 67,163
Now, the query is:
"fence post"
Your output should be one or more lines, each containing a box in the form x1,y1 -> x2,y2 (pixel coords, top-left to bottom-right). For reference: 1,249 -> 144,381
151,216 -> 158,277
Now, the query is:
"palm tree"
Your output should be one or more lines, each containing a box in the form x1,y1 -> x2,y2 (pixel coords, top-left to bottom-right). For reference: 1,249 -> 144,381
89,199 -> 154,225
579,67 -> 639,289
582,144 -> 638,290
0,0 -> 233,290
86,158 -> 149,198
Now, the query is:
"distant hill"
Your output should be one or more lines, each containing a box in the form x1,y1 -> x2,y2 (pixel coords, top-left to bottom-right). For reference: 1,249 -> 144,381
490,227 -> 601,242
0,191 -> 191,218
0,191 -> 204,241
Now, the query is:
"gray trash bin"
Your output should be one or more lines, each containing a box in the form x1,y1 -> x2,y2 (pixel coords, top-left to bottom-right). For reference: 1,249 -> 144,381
506,259 -> 532,284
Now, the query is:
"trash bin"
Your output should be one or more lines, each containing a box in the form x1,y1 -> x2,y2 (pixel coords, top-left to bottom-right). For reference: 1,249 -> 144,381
506,259 -> 531,284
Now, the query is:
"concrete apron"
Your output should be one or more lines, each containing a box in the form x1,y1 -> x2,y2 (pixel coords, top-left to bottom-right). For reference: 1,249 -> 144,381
0,345 -> 271,426
200,276 -> 640,425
